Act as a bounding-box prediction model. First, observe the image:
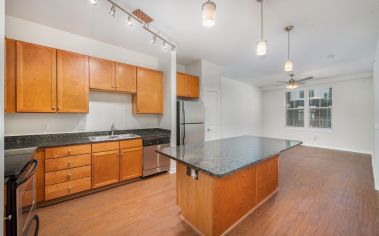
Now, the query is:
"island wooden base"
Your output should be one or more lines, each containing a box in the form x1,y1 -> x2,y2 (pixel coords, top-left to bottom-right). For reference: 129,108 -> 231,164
176,155 -> 279,236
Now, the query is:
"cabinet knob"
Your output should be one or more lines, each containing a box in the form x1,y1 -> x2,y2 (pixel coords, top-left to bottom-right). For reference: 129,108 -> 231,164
51,106 -> 55,110
68,173 -> 72,180
68,186 -> 72,191
67,161 -> 71,167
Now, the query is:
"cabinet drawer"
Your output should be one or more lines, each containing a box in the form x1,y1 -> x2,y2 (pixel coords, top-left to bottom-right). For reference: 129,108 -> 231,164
120,139 -> 142,149
45,166 -> 91,185
45,154 -> 91,172
45,144 -> 91,159
92,141 -> 119,153
45,177 -> 91,201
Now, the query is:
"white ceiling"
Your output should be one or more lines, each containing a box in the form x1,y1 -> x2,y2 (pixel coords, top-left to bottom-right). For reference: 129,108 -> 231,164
5,0 -> 379,86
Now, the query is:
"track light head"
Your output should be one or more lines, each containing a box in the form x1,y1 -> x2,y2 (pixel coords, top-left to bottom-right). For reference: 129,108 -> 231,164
162,41 -> 168,50
150,35 -> 157,44
127,16 -> 133,26
109,3 -> 116,17
89,0 -> 97,6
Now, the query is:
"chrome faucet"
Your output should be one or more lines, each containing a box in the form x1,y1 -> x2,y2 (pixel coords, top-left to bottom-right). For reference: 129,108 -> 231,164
110,123 -> 116,136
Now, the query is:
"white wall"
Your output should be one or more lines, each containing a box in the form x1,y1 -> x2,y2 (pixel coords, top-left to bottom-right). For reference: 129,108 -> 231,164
4,16 -> 166,135
373,37 -> 379,190
263,76 -> 374,154
220,77 -> 262,138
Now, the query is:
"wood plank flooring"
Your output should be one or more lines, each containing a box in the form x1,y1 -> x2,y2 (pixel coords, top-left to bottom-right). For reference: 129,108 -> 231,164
36,146 -> 379,236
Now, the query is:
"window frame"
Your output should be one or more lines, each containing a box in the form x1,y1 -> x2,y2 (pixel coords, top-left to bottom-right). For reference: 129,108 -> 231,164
284,86 -> 333,131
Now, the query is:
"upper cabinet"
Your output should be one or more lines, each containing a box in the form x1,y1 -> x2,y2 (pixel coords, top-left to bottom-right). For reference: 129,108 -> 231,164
57,50 -> 89,113
16,41 -> 57,112
4,39 -> 162,114
5,38 -> 16,112
176,72 -> 200,99
89,57 -> 115,91
133,67 -> 164,114
89,57 -> 136,94
115,62 -> 136,93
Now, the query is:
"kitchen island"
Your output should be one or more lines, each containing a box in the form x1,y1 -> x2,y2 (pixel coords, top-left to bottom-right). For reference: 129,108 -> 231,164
157,135 -> 301,236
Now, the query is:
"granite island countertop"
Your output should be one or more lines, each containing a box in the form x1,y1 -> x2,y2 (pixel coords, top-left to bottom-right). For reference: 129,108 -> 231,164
5,128 -> 170,150
157,135 -> 302,177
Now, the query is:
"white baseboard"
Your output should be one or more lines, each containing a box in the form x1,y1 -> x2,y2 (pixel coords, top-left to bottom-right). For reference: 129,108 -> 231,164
302,144 -> 373,155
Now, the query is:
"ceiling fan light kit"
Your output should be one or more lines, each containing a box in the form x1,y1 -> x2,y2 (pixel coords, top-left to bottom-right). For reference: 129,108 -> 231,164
202,0 -> 216,27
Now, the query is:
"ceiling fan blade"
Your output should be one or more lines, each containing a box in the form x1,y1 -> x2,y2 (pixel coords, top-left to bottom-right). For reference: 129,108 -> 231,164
275,81 -> 289,84
296,77 -> 314,82
297,82 -> 306,85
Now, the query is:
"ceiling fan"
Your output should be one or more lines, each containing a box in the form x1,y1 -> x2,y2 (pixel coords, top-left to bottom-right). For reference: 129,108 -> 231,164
276,74 -> 314,89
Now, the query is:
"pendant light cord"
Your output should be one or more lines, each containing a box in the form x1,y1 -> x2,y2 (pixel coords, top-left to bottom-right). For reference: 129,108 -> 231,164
260,1 -> 263,41
288,30 -> 290,60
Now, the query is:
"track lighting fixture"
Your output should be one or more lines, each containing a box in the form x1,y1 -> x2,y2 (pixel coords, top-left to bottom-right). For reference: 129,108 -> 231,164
256,0 -> 267,56
109,3 -> 116,17
202,0 -> 216,27
91,0 -> 175,52
284,25 -> 294,72
127,15 -> 133,26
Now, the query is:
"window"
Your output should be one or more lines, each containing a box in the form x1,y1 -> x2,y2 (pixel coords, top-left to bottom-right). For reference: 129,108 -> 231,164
286,90 -> 304,127
285,87 -> 332,129
309,88 -> 332,128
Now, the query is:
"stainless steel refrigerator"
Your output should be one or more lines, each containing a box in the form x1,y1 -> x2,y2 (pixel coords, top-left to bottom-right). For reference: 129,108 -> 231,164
177,100 -> 205,146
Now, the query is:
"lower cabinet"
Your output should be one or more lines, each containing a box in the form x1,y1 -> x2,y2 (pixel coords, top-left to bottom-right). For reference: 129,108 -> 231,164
40,139 -> 143,202
120,147 -> 143,181
91,150 -> 120,188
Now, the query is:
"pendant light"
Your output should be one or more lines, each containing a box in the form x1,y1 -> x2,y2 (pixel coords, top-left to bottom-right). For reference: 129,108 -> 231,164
202,0 -> 216,27
284,25 -> 294,72
256,0 -> 267,56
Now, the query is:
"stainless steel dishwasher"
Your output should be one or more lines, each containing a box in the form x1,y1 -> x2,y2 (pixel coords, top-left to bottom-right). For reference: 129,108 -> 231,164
142,137 -> 171,177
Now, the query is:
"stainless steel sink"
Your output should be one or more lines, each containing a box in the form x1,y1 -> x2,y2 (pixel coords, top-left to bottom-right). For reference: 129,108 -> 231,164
88,134 -> 140,142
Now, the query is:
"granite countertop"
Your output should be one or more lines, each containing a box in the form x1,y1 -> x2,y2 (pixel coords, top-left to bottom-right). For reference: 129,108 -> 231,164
157,135 -> 302,177
5,128 -> 170,150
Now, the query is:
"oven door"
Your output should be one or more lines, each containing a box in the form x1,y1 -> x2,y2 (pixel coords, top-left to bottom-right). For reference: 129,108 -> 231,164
16,160 -> 39,236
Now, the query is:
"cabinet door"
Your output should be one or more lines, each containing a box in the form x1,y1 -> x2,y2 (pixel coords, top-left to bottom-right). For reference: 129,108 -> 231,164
133,67 -> 164,114
92,150 -> 120,188
176,72 -> 188,97
57,50 -> 89,113
89,57 -> 115,91
16,41 -> 57,112
115,62 -> 136,93
120,147 -> 143,181
188,75 -> 200,98
5,38 -> 16,112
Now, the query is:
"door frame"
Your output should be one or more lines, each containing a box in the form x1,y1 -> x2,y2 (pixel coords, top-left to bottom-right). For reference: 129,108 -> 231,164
204,88 -> 221,141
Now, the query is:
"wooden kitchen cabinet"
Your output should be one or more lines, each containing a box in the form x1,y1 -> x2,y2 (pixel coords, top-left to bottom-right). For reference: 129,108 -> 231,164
89,56 -> 115,91
176,72 -> 200,99
5,38 -> 16,112
92,150 -> 120,188
187,75 -> 200,98
176,72 -> 188,97
16,41 -> 57,112
120,142 -> 142,181
57,50 -> 89,113
133,67 -> 164,114
115,62 -> 136,93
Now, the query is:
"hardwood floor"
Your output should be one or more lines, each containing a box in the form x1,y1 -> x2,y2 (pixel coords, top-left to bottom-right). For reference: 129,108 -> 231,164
37,146 -> 379,236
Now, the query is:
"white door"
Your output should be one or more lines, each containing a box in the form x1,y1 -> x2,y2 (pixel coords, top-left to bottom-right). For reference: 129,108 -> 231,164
204,89 -> 220,141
